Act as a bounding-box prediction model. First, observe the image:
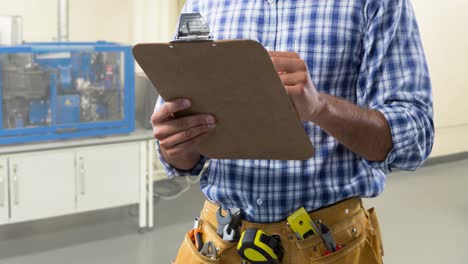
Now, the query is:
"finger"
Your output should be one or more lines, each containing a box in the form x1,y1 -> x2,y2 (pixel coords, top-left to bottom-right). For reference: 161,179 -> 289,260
270,57 -> 307,73
285,84 -> 306,97
268,51 -> 301,59
165,134 -> 207,157
159,124 -> 214,150
278,72 -> 309,86
152,99 -> 191,124
154,114 -> 215,140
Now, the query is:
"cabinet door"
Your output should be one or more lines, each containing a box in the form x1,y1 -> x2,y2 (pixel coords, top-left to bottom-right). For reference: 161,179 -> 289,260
76,143 -> 140,212
8,152 -> 75,223
0,159 -> 8,225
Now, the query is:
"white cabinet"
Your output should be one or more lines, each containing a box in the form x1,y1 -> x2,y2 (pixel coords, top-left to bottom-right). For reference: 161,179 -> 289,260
75,143 -> 140,212
0,136 -> 150,229
0,159 -> 8,225
8,152 -> 75,223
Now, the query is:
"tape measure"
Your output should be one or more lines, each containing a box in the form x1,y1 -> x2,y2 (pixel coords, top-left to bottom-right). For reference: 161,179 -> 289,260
237,229 -> 284,264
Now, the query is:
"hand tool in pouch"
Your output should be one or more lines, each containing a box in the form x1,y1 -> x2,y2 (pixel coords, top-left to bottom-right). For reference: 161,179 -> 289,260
217,207 -> 244,241
287,207 -> 319,240
200,241 -> 219,259
216,208 -> 232,237
319,223 -> 343,256
237,228 -> 284,264
224,209 -> 244,242
188,217 -> 204,251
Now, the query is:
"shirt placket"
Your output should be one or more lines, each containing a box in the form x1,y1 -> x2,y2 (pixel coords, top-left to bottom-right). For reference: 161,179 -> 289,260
263,0 -> 278,51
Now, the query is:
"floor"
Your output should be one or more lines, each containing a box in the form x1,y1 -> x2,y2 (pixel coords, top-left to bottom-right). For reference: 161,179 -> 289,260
0,158 -> 467,264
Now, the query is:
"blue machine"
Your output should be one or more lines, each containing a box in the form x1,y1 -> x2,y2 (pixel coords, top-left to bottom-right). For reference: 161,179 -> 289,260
0,42 -> 135,145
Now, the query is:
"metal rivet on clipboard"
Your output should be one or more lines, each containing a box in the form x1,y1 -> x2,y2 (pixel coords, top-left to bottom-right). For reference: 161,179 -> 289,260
171,12 -> 213,43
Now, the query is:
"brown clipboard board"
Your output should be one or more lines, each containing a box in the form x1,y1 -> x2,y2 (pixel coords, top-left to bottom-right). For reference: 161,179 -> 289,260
133,39 -> 314,160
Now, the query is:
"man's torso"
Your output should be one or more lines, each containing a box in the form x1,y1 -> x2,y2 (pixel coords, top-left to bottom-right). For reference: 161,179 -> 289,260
188,0 -> 386,222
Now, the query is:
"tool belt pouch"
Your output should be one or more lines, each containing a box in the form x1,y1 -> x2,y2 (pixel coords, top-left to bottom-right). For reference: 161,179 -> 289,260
294,208 -> 383,264
367,208 -> 384,257
173,218 -> 239,264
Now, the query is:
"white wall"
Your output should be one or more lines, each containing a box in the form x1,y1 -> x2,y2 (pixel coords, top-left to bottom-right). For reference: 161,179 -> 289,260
411,0 -> 468,157
0,0 -> 133,43
0,0 -> 186,43
132,0 -> 182,43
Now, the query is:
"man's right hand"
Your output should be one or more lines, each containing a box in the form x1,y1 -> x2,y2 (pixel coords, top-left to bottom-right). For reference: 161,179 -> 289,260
152,99 -> 216,171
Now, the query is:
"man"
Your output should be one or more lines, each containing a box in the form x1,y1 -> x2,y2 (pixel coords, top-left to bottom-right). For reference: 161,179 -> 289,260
152,0 -> 433,263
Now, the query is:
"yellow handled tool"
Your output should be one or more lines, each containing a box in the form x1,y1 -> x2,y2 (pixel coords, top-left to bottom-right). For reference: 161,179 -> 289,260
237,229 -> 284,264
287,207 -> 319,240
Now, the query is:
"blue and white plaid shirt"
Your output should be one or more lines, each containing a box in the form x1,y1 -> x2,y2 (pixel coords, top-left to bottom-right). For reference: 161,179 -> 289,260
156,0 -> 434,223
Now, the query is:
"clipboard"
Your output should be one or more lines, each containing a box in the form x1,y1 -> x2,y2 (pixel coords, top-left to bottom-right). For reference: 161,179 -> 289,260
133,39 -> 314,160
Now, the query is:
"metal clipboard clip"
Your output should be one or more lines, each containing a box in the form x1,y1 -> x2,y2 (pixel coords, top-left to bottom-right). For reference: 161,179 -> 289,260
171,13 -> 213,43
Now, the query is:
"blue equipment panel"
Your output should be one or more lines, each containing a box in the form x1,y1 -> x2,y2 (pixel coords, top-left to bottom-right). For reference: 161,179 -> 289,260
56,95 -> 80,124
29,100 -> 49,125
0,42 -> 135,145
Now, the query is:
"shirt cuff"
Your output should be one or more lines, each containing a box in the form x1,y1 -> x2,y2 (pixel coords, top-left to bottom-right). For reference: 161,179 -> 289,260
364,105 -> 417,173
155,140 -> 209,178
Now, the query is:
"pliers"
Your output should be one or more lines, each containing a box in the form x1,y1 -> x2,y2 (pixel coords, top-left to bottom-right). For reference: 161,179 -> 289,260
200,241 -> 218,259
189,217 -> 204,251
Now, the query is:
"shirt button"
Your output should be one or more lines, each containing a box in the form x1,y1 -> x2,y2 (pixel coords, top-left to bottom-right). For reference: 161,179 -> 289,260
256,199 -> 263,206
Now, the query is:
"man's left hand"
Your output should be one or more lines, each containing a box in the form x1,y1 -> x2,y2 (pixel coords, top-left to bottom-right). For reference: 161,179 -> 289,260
269,51 -> 325,122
